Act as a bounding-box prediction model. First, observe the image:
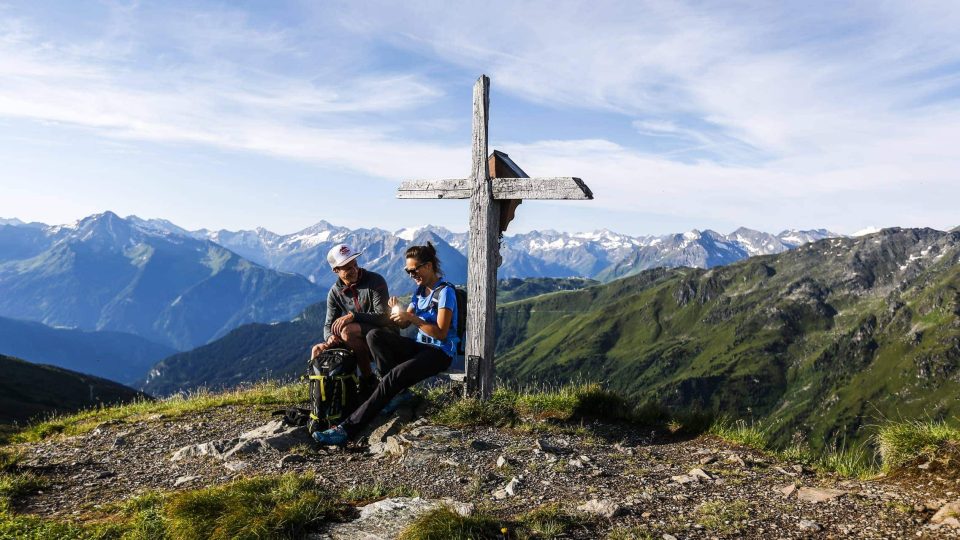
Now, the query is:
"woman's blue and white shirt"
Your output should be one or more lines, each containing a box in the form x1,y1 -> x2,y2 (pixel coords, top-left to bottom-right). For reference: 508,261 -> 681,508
409,283 -> 459,358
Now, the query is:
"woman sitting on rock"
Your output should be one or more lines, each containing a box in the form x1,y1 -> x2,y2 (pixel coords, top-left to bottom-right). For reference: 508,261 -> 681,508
313,241 -> 458,445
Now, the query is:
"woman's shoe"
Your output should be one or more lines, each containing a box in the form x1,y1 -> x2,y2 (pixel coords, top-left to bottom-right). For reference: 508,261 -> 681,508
312,425 -> 348,446
380,389 -> 414,415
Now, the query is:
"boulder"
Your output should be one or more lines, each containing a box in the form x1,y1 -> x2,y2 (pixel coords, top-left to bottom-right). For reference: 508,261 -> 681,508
322,497 -> 471,540
931,501 -> 960,528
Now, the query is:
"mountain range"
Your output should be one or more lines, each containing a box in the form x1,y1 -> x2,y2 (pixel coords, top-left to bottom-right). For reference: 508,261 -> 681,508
0,212 -> 325,351
1,211 -> 835,387
494,227 -> 960,448
51,214 -> 836,292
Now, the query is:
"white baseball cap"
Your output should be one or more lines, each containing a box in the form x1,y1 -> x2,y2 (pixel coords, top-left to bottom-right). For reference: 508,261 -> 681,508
327,243 -> 362,270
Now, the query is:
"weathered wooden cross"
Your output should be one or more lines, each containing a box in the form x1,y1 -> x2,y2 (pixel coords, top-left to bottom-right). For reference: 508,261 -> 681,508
397,75 -> 593,399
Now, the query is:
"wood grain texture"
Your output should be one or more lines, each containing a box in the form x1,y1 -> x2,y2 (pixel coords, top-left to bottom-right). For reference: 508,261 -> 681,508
465,75 -> 498,399
396,179 -> 472,199
397,177 -> 591,200
491,177 -> 592,200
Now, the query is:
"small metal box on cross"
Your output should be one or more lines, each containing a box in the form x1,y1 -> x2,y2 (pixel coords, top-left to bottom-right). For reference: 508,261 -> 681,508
396,75 -> 593,399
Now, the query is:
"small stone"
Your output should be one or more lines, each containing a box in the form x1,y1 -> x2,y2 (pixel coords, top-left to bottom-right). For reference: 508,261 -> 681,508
662,534 -> 678,540
797,486 -> 846,503
613,443 -> 635,456
111,436 -> 127,449
496,455 -> 510,468
441,499 -> 474,517
726,454 -> 746,467
568,458 -> 585,469
671,474 -> 697,485
95,471 -> 114,479
791,464 -> 804,474
775,466 -> 798,477
577,498 -> 624,518
641,511 -> 652,518
918,461 -> 932,470
223,460 -> 249,472
174,475 -> 201,487
278,454 -> 306,467
505,477 -> 521,497
698,455 -> 716,465
688,468 -> 711,480
799,519 -> 821,531
779,483 -> 797,497
535,438 -> 563,454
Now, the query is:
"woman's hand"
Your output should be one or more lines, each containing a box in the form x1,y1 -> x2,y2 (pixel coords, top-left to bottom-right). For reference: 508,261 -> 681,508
390,309 -> 415,328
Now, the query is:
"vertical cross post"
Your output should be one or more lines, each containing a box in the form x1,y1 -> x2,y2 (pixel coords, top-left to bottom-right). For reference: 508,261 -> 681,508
396,74 -> 592,401
466,75 -> 498,399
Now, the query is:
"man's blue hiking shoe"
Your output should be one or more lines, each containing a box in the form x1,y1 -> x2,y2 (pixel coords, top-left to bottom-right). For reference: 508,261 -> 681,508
380,390 -> 414,415
313,425 -> 348,446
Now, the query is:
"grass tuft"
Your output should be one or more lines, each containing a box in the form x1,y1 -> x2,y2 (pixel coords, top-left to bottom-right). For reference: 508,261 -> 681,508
1,473 -> 346,540
819,441 -> 877,479
515,503 -> 587,539
695,499 -> 749,534
430,382 -> 632,429
340,483 -> 419,505
0,471 -> 47,514
708,418 -> 768,449
165,473 -> 347,539
398,507 -> 504,540
431,388 -> 519,427
876,419 -> 960,472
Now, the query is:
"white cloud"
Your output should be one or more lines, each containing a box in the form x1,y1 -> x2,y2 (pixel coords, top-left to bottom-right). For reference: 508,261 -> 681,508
1,1 -> 959,234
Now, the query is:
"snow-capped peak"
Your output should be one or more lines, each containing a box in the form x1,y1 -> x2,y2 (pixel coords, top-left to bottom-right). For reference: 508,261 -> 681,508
396,227 -> 423,241
853,226 -> 881,237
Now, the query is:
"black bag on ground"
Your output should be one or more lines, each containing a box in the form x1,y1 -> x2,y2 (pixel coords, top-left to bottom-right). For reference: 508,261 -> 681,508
307,348 -> 360,434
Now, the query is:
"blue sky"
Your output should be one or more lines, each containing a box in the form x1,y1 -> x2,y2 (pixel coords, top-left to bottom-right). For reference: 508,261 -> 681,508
1,1 -> 958,236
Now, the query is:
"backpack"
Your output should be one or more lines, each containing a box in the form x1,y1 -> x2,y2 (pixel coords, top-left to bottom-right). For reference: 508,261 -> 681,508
306,348 -> 360,434
435,282 -> 467,355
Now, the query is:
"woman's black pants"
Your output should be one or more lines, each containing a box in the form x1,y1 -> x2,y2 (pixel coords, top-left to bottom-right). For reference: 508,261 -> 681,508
340,328 -> 451,437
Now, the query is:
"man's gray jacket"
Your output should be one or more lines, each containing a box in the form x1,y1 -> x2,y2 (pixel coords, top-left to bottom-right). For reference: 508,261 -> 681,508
323,269 -> 391,340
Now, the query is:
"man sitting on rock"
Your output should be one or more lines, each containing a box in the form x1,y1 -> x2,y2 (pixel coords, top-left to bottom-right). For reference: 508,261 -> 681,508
310,243 -> 393,392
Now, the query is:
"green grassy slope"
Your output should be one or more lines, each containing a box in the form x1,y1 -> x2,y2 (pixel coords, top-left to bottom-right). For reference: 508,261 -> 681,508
496,277 -> 599,304
495,228 -> 960,448
140,302 -> 327,396
0,354 -> 146,424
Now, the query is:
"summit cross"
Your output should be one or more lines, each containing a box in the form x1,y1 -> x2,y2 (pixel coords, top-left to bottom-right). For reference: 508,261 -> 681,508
397,75 -> 593,399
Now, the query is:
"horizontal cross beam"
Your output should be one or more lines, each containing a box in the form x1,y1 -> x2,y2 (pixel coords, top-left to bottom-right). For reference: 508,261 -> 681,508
397,177 -> 593,200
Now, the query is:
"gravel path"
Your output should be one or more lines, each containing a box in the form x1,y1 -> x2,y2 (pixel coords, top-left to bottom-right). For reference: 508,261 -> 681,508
9,403 -> 960,538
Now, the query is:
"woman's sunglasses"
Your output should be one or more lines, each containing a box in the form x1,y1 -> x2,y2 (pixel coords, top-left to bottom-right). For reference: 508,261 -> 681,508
405,262 -> 428,276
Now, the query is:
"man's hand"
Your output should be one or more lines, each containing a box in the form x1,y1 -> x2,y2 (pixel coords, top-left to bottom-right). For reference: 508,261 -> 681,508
311,335 -> 342,359
330,313 -> 355,337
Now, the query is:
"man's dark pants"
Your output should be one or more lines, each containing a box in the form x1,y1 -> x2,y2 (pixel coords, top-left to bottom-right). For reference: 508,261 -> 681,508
340,328 -> 451,437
